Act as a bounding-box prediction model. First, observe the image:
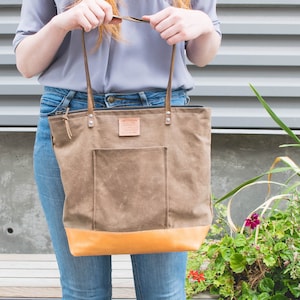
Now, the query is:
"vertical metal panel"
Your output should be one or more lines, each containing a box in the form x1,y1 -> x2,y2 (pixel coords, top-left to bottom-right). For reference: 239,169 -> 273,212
0,0 -> 300,128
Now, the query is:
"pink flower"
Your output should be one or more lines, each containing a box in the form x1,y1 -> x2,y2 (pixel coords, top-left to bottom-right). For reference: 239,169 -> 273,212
245,213 -> 260,229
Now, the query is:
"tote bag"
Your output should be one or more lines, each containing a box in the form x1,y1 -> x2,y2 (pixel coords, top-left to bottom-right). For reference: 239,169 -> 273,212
48,30 -> 212,256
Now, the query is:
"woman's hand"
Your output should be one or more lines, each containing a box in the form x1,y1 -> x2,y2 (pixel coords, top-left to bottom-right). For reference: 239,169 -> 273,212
16,0 -> 114,78
143,7 -> 221,67
143,7 -> 214,45
53,0 -> 114,33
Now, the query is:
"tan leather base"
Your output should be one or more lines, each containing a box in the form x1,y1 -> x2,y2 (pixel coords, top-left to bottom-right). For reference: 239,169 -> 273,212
65,226 -> 210,256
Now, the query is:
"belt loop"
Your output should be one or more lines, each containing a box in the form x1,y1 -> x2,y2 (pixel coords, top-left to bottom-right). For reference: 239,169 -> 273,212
104,94 -> 113,108
139,92 -> 149,106
61,90 -> 76,110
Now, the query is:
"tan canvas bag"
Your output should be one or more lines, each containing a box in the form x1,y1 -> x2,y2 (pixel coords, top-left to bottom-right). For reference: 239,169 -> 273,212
48,30 -> 212,256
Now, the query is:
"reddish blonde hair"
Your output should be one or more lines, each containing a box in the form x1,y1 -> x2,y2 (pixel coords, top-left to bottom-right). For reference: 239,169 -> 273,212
74,0 -> 191,44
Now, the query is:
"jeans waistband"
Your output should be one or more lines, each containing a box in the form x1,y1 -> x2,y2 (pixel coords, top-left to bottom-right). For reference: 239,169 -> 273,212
44,86 -> 187,102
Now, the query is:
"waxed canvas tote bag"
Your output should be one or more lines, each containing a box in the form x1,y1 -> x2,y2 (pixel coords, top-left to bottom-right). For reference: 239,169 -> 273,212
48,30 -> 212,256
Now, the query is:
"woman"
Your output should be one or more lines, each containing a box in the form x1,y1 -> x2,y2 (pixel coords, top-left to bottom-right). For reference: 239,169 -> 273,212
13,1 -> 221,299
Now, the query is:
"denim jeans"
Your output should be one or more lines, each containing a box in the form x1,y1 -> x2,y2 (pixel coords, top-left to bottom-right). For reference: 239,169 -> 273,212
33,86 -> 189,300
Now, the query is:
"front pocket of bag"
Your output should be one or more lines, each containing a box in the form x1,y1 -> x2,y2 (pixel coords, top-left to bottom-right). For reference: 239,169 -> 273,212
92,147 -> 168,232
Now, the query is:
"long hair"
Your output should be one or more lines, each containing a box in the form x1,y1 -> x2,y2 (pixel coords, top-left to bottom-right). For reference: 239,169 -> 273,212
74,0 -> 191,44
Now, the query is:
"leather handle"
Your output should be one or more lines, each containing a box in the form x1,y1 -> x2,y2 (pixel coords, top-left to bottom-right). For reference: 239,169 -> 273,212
82,29 -> 95,117
81,29 -> 176,125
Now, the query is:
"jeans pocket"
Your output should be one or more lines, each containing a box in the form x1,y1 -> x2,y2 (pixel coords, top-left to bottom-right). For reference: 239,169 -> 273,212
92,146 -> 168,232
40,94 -> 66,117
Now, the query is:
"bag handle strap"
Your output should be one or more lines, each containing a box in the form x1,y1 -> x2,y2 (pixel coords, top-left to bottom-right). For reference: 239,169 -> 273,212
81,29 -> 176,126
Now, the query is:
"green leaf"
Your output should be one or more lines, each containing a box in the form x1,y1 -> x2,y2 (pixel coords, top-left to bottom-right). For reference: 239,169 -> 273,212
215,174 -> 264,203
245,247 -> 258,265
258,277 -> 275,293
207,244 -> 220,259
280,143 -> 300,148
274,242 -> 287,252
215,166 -> 293,204
240,294 -> 258,300
270,295 -> 289,300
213,255 -> 227,275
258,292 -> 272,300
287,281 -> 300,298
221,235 -> 234,247
249,84 -> 300,144
229,253 -> 246,273
263,254 -> 277,267
234,233 -> 247,247
220,246 -> 233,262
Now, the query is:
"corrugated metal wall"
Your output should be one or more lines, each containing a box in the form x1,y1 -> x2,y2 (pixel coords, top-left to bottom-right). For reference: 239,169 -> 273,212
1,0 -> 300,254
1,0 -> 300,129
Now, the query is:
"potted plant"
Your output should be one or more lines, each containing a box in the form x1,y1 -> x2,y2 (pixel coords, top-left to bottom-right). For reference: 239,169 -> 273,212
186,86 -> 300,300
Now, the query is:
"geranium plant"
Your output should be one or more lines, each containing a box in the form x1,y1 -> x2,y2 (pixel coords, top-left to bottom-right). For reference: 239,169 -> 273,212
186,86 -> 300,300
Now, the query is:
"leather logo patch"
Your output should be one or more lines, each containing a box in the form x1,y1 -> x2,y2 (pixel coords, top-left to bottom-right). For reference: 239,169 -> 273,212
118,118 -> 140,136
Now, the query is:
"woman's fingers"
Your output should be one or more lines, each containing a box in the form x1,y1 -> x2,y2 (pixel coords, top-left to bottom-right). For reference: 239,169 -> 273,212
144,7 -> 214,45
56,0 -> 113,32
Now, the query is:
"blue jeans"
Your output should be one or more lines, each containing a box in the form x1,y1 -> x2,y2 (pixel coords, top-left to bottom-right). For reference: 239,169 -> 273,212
33,86 -> 189,300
